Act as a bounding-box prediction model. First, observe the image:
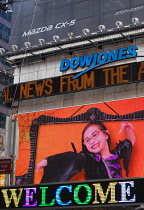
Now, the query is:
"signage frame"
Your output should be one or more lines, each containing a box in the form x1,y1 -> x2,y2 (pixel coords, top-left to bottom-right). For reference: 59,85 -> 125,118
0,177 -> 143,209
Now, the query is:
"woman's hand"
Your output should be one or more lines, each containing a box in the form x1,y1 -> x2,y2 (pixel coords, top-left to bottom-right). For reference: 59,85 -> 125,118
119,121 -> 136,145
119,121 -> 134,134
35,159 -> 48,173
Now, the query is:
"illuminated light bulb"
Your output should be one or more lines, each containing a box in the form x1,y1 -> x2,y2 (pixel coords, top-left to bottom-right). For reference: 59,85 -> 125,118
98,25 -> 106,32
0,48 -> 6,54
38,39 -> 45,45
67,32 -> 74,39
115,21 -> 123,28
53,35 -> 60,42
24,42 -> 31,48
82,28 -> 90,36
131,17 -> 139,25
12,45 -> 18,51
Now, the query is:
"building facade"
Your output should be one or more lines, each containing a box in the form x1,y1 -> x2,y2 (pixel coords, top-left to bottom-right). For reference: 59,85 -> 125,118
4,36 -> 144,210
0,1 -> 13,186
1,0 -> 144,209
0,1 -> 13,131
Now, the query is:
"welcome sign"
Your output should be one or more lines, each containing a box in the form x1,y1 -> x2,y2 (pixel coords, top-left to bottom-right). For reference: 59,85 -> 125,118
0,178 -> 143,209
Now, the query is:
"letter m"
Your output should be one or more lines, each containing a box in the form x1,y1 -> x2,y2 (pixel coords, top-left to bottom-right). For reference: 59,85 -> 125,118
92,182 -> 118,204
22,31 -> 31,37
79,54 -> 94,68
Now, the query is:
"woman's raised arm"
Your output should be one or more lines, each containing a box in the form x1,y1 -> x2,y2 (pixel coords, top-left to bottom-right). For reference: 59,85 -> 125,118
119,121 -> 136,145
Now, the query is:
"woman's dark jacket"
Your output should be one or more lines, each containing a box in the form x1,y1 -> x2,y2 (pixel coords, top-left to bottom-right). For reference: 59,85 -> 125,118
40,139 -> 132,183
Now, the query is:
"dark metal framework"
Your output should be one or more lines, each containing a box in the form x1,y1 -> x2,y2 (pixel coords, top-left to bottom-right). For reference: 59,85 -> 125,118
2,24 -> 144,66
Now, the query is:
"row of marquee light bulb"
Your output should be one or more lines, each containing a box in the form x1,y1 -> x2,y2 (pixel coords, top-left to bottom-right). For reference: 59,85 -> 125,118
0,17 -> 141,54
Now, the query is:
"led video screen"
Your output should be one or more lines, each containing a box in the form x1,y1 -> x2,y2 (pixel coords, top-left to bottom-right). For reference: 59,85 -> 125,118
14,97 -> 144,186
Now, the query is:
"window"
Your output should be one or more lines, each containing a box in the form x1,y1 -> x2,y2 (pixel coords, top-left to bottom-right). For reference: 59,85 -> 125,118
0,73 -> 13,86
0,58 -> 12,68
0,7 -> 12,21
0,113 -> 6,129
0,92 -> 3,105
0,23 -> 11,43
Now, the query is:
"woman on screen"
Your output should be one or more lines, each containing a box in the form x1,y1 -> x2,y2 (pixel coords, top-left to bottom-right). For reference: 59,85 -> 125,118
35,121 -> 136,182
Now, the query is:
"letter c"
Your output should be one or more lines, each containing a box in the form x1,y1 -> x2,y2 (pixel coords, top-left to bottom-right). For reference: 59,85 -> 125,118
56,185 -> 72,206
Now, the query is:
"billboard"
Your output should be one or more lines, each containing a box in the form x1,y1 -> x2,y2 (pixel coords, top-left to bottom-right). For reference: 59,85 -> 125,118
14,97 -> 144,186
10,0 -> 144,49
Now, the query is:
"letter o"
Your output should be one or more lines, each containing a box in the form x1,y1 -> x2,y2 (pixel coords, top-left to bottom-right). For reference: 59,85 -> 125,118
74,184 -> 92,204
70,57 -> 80,69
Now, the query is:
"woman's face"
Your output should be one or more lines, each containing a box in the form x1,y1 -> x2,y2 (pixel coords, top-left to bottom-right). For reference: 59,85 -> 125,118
83,124 -> 109,153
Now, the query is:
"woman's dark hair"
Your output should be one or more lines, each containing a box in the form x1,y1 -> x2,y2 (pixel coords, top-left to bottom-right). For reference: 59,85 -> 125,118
82,122 -> 111,153
81,122 -> 111,180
